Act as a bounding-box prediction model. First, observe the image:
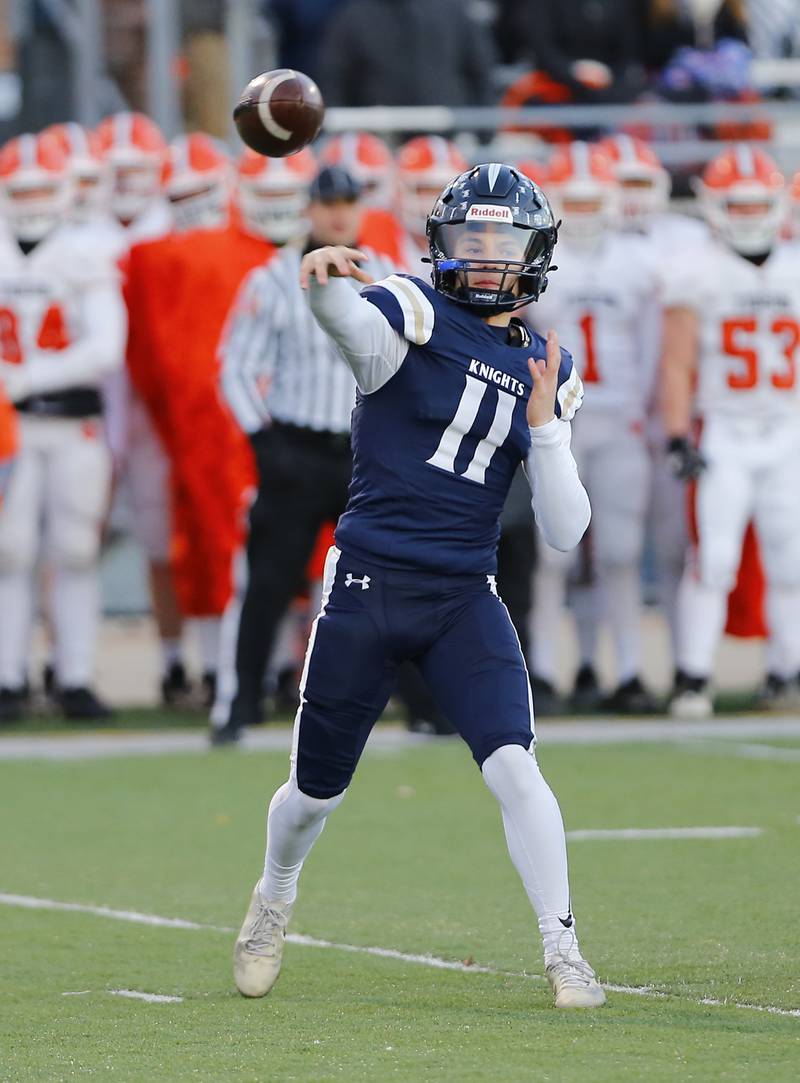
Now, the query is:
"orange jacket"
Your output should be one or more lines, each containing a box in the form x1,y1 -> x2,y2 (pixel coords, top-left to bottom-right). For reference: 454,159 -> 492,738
126,223 -> 275,616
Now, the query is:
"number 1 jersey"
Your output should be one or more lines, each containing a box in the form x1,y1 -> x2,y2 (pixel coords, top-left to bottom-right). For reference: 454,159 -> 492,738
334,274 -> 583,575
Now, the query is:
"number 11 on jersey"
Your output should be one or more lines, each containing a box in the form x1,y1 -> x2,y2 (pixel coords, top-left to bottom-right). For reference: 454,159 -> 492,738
427,374 -> 517,486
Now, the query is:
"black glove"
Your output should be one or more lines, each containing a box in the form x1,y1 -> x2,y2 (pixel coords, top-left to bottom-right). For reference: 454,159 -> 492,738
666,436 -> 706,481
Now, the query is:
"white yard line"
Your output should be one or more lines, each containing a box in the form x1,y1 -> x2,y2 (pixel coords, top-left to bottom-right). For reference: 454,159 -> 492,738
110,989 -> 184,1004
2,891 -> 798,1020
3,718 -> 800,761
566,827 -> 763,841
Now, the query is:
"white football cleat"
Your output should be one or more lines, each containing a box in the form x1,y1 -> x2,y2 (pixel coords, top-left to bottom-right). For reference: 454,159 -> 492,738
233,882 -> 293,998
546,954 -> 607,1009
669,688 -> 713,720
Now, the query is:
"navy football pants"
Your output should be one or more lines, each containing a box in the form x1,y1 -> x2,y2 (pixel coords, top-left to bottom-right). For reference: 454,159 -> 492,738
292,547 -> 536,798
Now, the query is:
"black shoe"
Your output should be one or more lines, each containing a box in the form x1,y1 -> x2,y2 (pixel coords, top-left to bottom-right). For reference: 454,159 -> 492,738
407,717 -> 457,736
603,676 -> 657,714
531,676 -> 563,716
570,665 -> 602,711
754,672 -> 789,710
0,685 -> 30,722
201,671 -> 217,710
209,720 -> 243,747
161,661 -> 192,707
57,686 -> 114,720
42,664 -> 57,699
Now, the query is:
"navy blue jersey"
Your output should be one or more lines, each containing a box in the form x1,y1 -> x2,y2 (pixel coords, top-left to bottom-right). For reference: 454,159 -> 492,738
335,275 -> 583,575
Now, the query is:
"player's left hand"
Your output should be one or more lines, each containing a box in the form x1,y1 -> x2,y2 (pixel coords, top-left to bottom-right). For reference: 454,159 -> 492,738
0,362 -> 28,403
526,330 -> 560,428
300,245 -> 374,289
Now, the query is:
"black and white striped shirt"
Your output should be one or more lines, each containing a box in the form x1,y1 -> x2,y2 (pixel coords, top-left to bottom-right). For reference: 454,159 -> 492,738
220,243 -> 397,434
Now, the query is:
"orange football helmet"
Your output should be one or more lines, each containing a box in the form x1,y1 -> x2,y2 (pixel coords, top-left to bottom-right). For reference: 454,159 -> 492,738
165,133 -> 231,232
0,132 -> 72,242
396,136 -> 468,239
95,112 -> 167,224
319,132 -> 395,208
597,135 -> 670,226
236,147 -> 316,243
698,144 -> 785,255
45,122 -> 109,221
546,141 -> 618,245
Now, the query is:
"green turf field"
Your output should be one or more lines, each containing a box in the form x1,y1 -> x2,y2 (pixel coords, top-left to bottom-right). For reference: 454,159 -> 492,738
1,730 -> 798,1082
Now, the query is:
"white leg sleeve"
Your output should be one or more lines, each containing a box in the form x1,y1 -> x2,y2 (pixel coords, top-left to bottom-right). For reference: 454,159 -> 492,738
765,586 -> 800,678
191,616 -> 221,674
260,776 -> 346,905
51,567 -> 100,687
0,571 -> 35,687
598,564 -> 642,684
481,743 -> 578,961
675,575 -> 729,679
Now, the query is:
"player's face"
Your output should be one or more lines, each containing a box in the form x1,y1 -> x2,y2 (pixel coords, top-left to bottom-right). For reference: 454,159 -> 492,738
448,223 -> 527,293
309,196 -> 363,245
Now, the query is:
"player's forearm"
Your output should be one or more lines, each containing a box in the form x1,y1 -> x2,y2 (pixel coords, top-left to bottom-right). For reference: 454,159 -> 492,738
308,277 -> 408,393
660,307 -> 698,437
526,419 -> 591,551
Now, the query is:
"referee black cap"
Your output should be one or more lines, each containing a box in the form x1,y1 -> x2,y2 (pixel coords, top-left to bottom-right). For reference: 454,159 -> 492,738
309,165 -> 363,204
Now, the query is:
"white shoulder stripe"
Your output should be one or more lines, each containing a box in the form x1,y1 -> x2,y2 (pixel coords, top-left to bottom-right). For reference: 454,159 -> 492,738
379,275 -> 435,344
557,366 -> 584,421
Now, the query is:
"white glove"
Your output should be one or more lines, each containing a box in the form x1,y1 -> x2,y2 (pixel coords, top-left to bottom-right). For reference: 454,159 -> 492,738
0,362 -> 30,403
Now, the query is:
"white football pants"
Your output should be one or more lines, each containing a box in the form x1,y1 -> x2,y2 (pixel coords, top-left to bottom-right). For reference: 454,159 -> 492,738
0,415 -> 111,688
677,415 -> 800,680
125,395 -> 172,562
531,411 -> 650,685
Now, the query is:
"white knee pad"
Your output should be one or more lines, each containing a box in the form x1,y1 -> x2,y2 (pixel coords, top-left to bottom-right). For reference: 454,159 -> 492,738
49,514 -> 103,571
278,776 -> 346,829
481,743 -> 540,805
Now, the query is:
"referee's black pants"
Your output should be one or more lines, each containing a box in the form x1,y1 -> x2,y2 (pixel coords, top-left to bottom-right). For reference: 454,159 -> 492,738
230,422 -> 353,729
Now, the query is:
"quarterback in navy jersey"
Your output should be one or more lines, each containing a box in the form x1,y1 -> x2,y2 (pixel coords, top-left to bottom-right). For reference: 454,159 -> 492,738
233,165 -> 605,1010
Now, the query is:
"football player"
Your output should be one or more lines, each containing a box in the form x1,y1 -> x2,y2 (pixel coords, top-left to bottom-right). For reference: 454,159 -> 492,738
163,133 -> 232,233
0,132 -> 126,720
528,142 -> 661,712
661,145 -> 800,717
232,164 -> 605,1010
599,135 -> 708,660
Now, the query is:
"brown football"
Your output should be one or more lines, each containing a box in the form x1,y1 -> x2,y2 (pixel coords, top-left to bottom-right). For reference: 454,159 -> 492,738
233,68 -> 325,158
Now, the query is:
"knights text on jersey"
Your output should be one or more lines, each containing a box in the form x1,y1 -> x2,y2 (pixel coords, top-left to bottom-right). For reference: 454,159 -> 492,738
334,274 -> 583,575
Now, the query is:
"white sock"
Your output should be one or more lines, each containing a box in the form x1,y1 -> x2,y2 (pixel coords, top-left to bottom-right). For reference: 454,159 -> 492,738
160,638 -> 183,673
531,564 -> 567,684
675,574 -> 727,679
0,570 -> 34,687
260,777 -> 346,905
766,585 -> 800,679
191,616 -> 220,675
51,566 -> 100,688
599,564 -> 642,685
481,743 -> 579,963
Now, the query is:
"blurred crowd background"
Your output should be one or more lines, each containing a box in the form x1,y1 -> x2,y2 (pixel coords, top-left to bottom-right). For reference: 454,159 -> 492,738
0,0 -> 799,730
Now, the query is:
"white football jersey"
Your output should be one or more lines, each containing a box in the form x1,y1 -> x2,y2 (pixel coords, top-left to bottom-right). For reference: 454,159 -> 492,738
663,238 -> 800,421
528,231 -> 662,417
636,211 -> 708,263
0,222 -> 123,389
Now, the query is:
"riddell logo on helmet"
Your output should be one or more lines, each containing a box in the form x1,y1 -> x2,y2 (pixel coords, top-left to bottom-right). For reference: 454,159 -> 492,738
466,204 -> 513,222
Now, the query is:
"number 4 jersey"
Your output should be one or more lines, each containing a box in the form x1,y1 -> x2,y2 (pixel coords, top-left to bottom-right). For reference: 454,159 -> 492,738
326,274 -> 585,575
663,238 -> 800,421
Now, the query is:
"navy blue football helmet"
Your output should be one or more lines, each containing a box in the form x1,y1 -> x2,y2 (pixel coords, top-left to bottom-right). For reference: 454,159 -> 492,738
426,163 -> 557,315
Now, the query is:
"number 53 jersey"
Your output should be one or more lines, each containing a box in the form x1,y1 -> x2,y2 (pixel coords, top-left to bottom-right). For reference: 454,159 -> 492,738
663,238 -> 800,422
334,274 -> 584,576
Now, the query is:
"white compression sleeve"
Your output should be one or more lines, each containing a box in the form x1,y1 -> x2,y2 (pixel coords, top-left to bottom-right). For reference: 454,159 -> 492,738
481,743 -> 580,963
260,777 -> 346,905
308,277 -> 408,393
526,419 -> 591,552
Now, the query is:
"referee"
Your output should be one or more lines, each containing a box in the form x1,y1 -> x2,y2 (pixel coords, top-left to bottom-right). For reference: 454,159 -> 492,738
213,166 -> 395,744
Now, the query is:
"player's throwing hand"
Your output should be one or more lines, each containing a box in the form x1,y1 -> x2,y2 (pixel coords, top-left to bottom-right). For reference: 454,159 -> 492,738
526,329 -> 561,428
299,245 -> 374,289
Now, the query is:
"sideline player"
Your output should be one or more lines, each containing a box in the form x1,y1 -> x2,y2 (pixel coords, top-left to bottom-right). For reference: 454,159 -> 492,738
661,146 -> 800,717
528,142 -> 661,711
0,132 -> 126,720
232,164 -> 605,1010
